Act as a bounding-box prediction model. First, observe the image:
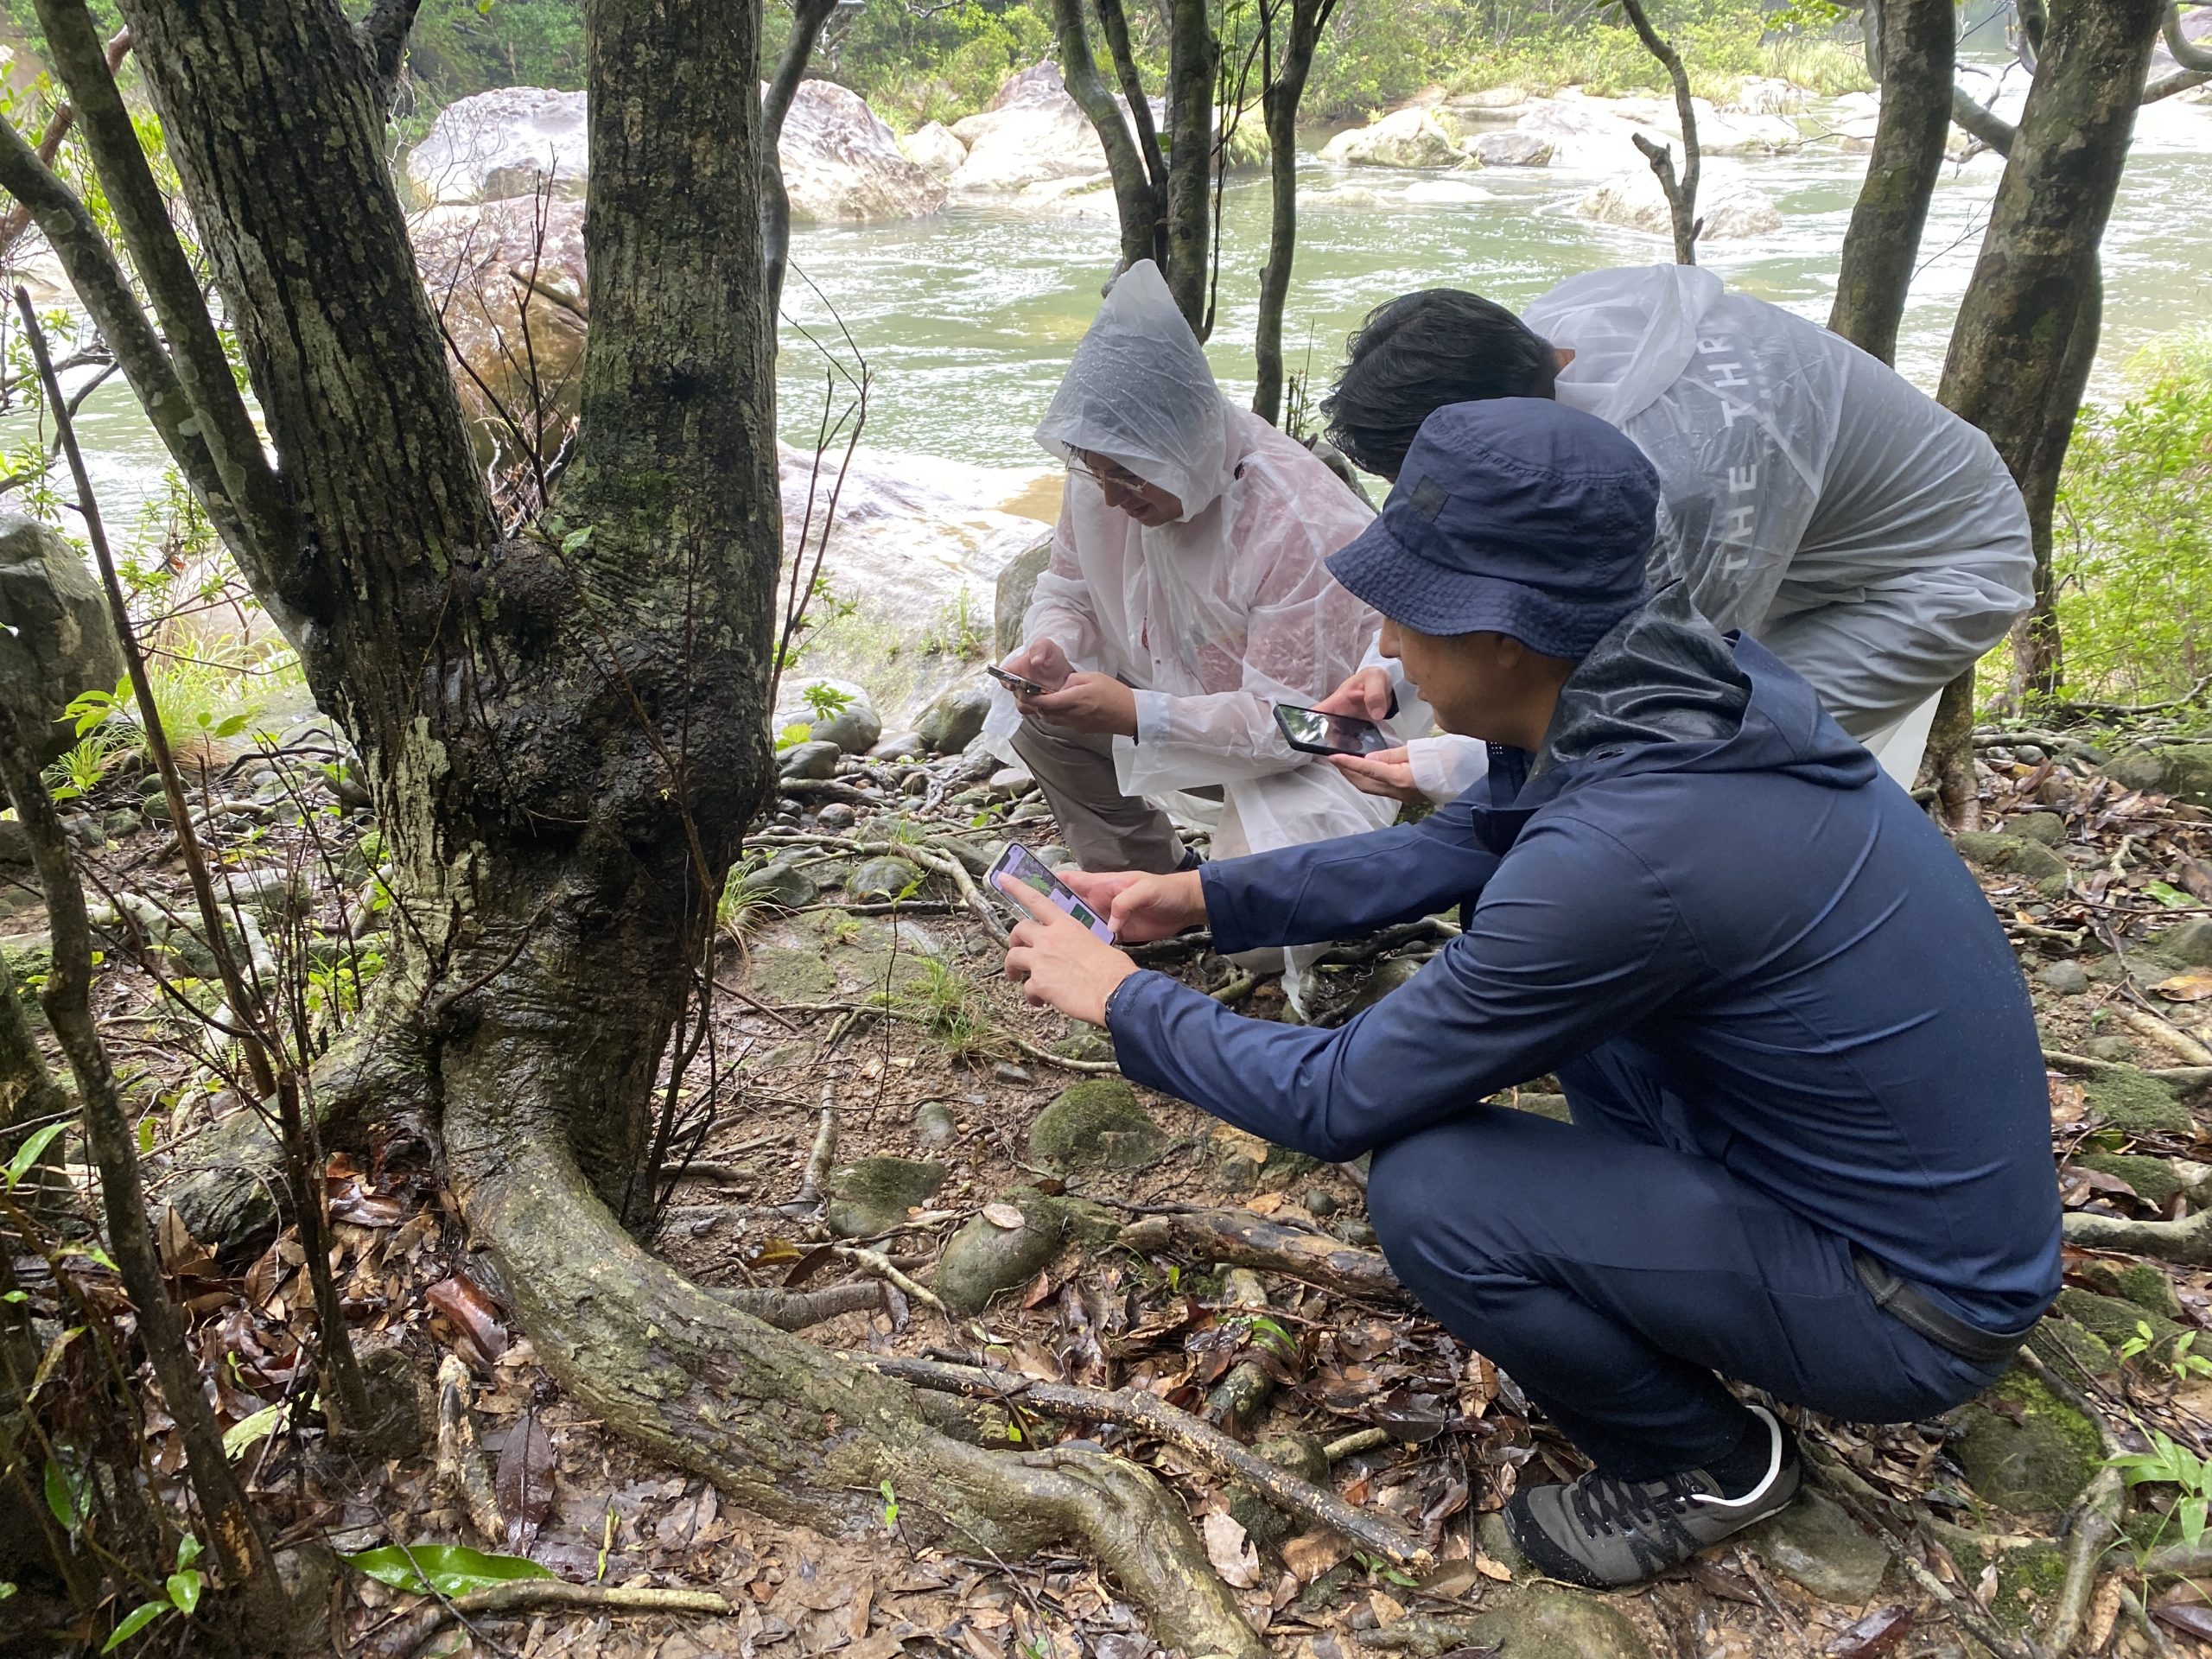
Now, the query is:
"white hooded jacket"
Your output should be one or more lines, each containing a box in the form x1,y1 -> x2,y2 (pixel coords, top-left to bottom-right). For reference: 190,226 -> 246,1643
1396,266 -> 2033,798
982,262 -> 1395,975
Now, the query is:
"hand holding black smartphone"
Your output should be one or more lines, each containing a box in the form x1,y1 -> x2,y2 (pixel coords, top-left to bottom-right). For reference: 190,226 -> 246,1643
1274,702 -> 1394,758
988,842 -> 1116,941
988,663 -> 1047,697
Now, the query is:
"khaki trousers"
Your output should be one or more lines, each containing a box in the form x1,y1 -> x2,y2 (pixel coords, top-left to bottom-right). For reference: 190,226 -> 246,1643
1008,716 -> 1191,874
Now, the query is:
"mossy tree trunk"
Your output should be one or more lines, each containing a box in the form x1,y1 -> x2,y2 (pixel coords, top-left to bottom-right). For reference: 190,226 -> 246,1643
0,0 -> 1266,1649
1937,0 -> 2166,707
1829,0 -> 1955,365
1252,0 -> 1337,427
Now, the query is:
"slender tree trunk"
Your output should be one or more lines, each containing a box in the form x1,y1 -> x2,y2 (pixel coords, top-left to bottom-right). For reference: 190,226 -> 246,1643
1253,0 -> 1335,426
761,0 -> 839,326
1164,0 -> 1220,332
1049,0 -> 1162,274
1618,0 -> 1700,264
29,1 -> 1268,1649
1937,0 -> 2165,708
1829,0 -> 1955,363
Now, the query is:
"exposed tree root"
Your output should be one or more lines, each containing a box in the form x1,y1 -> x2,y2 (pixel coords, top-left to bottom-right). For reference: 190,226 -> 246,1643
434,1354 -> 506,1543
1121,1207 -> 1409,1302
2019,1350 -> 2127,1656
857,1353 -> 1428,1567
440,1105 -> 1265,1659
2061,1207 -> 2212,1265
366,1580 -> 736,1659
2041,1050 -> 2212,1094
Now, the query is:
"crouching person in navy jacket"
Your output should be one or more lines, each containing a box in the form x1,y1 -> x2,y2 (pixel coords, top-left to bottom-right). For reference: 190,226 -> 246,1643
993,397 -> 2060,1589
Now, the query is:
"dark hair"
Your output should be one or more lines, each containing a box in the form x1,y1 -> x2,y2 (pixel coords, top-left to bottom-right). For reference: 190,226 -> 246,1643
1321,289 -> 1559,478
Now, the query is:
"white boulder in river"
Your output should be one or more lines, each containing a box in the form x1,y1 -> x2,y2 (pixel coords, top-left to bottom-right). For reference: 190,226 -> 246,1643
1510,92 -> 1796,172
948,61 -> 1154,197
899,120 -> 969,181
1577,168 -> 1782,240
408,82 -> 945,221
1319,107 -> 1464,170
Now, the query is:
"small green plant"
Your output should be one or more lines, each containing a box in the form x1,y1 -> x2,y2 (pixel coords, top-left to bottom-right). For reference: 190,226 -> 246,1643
2113,1428 -> 2212,1555
2118,1319 -> 2212,1381
879,1479 -> 900,1531
897,957 -> 998,1058
100,1534 -> 203,1652
802,681 -> 855,720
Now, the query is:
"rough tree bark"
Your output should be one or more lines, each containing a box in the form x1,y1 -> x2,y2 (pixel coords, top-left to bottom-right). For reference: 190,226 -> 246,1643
4,0 -> 1268,1649
1252,0 -> 1337,427
761,0 -> 839,325
1163,0 -> 1222,333
1828,0 -> 1955,363
1937,0 -> 2167,706
1048,0 -> 1164,276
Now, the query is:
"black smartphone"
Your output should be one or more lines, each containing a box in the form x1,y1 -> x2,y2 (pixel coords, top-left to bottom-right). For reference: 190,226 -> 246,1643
987,842 -> 1116,942
1274,702 -> 1393,758
988,664 -> 1046,697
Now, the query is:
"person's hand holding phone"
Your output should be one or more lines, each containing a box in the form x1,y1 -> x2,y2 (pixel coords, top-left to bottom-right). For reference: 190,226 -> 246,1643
1329,747 -> 1424,804
1025,672 -> 1138,737
1001,639 -> 1072,696
1062,868 -> 1207,944
999,877 -> 1140,1027
1314,664 -> 1394,724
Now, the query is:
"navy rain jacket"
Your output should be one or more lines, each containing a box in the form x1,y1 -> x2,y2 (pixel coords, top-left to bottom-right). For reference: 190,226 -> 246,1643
1105,586 -> 2062,1332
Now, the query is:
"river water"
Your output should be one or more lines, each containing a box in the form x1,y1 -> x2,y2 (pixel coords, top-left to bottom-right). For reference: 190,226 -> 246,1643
20,67 -> 2212,527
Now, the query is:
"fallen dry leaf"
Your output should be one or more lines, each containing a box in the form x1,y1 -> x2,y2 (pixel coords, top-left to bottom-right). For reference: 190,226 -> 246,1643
2154,972 -> 2212,1002
1245,1192 -> 1287,1216
1827,1605 -> 1912,1657
495,1411 -> 555,1550
1281,1531 -> 1351,1582
425,1271 -> 509,1366
1474,1553 -> 1514,1583
1202,1510 -> 1262,1589
1368,1589 -> 1406,1626
982,1203 -> 1026,1230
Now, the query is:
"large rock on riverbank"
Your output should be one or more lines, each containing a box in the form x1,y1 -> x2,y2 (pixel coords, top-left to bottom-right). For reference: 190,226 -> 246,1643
407,82 -> 945,221
0,515 -> 129,765
1320,107 -> 1464,169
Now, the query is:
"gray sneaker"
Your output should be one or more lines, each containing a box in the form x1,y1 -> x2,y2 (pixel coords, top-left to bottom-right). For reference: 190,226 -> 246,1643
1503,1405 -> 1801,1588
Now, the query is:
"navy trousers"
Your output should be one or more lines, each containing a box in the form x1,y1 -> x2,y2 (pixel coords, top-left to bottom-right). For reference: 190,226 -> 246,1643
1363,1044 -> 2011,1478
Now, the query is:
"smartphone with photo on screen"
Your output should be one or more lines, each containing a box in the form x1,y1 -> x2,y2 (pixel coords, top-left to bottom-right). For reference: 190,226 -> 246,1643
1273,702 -> 1394,758
988,842 -> 1116,943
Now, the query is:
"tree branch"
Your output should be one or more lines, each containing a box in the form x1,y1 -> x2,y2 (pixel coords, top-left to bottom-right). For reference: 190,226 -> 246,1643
361,0 -> 425,101
760,0 -> 838,323
2163,2 -> 2212,68
1948,82 -> 2016,156
31,0 -> 294,588
1049,0 -> 1163,276
0,116 -> 280,600
1617,0 -> 1700,264
0,22 -> 126,260
1096,0 -> 1171,218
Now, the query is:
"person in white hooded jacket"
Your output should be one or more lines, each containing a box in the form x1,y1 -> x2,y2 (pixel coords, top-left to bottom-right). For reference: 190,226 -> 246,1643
1311,266 -> 2033,800
981,261 -> 1398,987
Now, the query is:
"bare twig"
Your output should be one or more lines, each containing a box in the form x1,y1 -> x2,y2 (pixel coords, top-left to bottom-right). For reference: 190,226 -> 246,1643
1616,0 -> 1700,264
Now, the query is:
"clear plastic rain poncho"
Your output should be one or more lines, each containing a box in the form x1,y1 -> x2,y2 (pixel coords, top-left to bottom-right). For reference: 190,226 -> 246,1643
1395,265 -> 2032,798
982,260 -> 1395,995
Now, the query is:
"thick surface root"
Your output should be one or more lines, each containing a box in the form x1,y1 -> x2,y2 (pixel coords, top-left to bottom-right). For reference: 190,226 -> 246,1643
441,1101 -> 1262,1659
2062,1206 -> 2212,1265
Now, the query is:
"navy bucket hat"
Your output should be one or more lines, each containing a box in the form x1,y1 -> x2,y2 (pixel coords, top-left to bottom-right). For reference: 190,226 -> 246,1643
1325,398 -> 1660,658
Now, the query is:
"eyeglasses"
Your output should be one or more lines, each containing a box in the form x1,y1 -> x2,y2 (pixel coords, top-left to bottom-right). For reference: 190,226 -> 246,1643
1066,452 -> 1148,493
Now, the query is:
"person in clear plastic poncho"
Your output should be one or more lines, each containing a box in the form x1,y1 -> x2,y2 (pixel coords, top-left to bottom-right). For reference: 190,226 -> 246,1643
982,260 -> 1396,996
1310,265 -> 2033,803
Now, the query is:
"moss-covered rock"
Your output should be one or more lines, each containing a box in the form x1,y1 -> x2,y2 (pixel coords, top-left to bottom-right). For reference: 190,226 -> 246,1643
2058,1287 -> 2188,1370
2104,745 -> 2212,808
1745,1488 -> 1889,1603
1027,1080 -> 1164,1173
1227,1432 -> 1332,1550
1954,831 -> 2069,895
2075,1258 -> 2184,1321
2075,1151 -> 2185,1207
1933,1525 -> 2067,1633
1507,1090 -> 1573,1122
2005,810 -> 2068,847
1954,1370 -> 2102,1516
743,910 -> 940,1006
1208,1123 -> 1320,1191
937,1189 -> 1070,1313
1456,1584 -> 1651,1658
2152,918 -> 2212,969
2082,1067 -> 2194,1136
825,1156 -> 946,1238
1343,953 -> 1425,1017
846,856 -> 925,902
